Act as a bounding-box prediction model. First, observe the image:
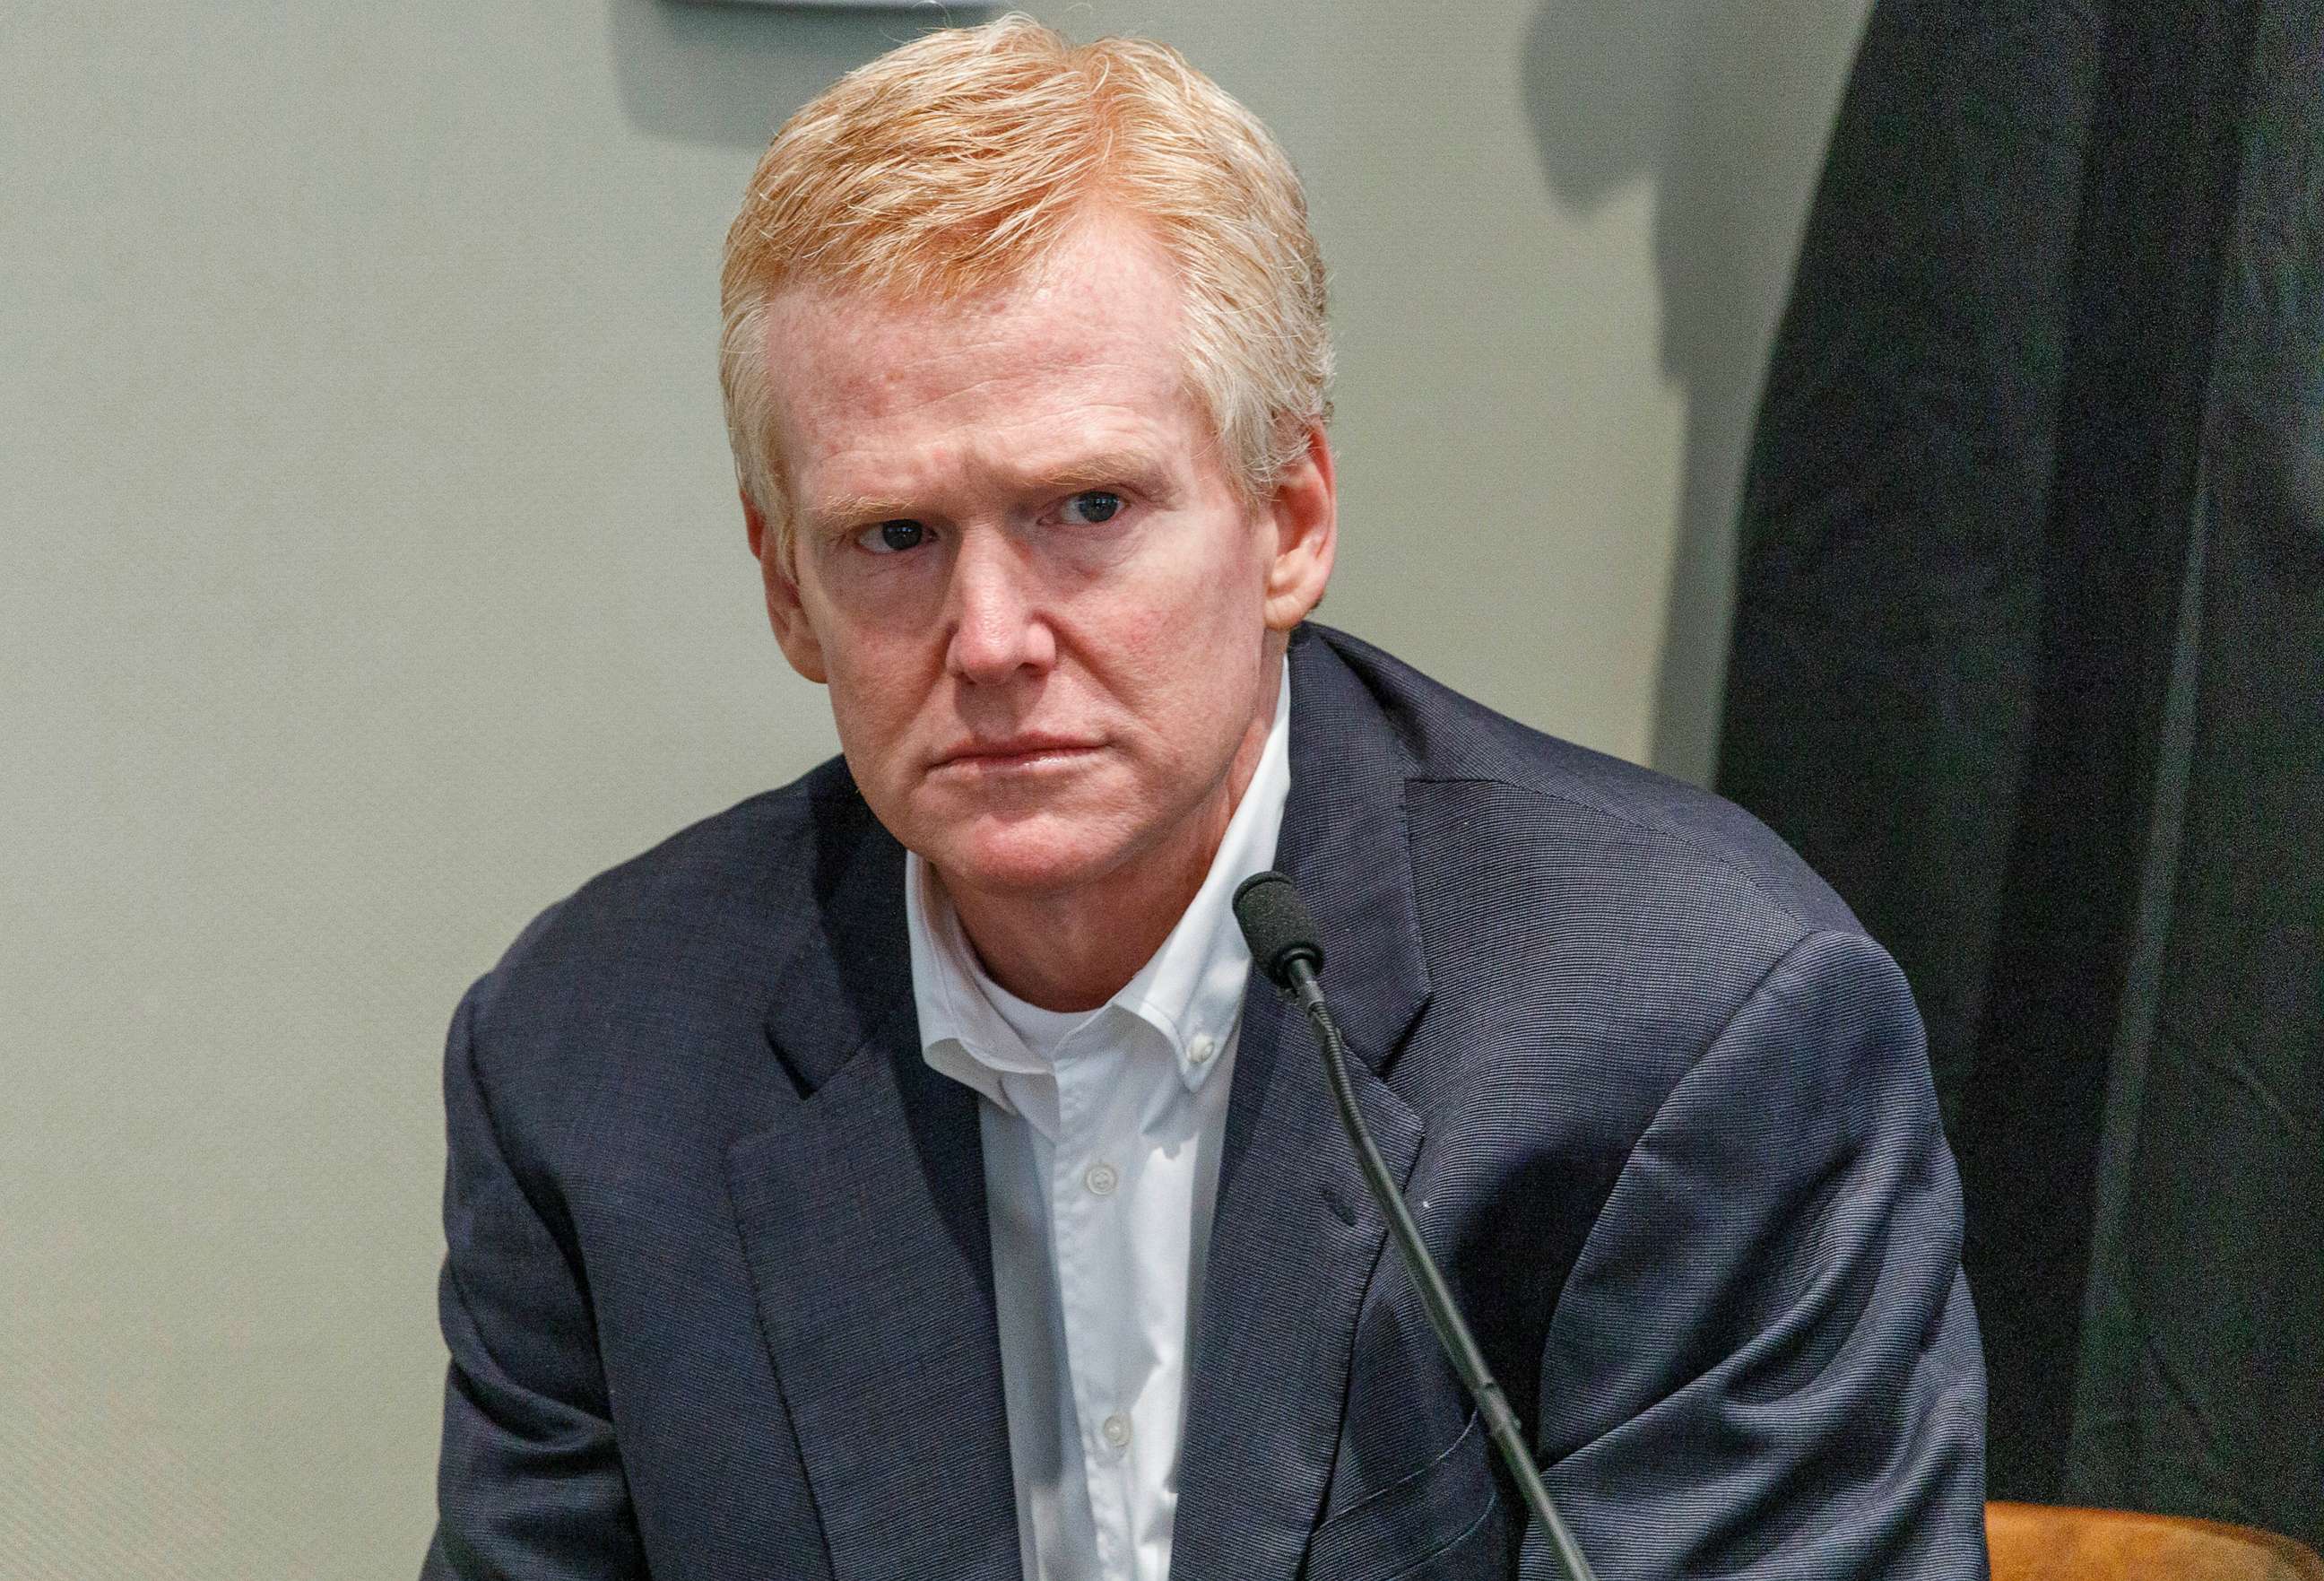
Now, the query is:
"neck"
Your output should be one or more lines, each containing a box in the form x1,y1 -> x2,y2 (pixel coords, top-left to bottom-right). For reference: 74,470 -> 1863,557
945,688 -> 1279,1013
949,835 -> 1218,1013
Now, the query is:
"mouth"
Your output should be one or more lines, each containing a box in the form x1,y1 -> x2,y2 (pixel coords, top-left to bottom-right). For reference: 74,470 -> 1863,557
932,737 -> 1104,774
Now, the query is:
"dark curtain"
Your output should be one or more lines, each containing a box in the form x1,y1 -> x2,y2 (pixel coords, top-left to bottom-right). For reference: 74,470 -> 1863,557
1714,0 -> 2322,1548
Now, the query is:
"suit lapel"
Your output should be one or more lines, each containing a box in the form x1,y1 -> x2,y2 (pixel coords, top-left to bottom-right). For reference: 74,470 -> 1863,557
1171,631 -> 1435,1581
724,807 -> 1019,1581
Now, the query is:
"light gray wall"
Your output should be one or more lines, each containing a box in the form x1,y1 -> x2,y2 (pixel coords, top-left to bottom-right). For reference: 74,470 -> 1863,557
0,1 -> 1865,1571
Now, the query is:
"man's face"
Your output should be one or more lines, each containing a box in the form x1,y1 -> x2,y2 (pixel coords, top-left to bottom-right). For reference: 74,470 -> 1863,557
748,212 -> 1335,908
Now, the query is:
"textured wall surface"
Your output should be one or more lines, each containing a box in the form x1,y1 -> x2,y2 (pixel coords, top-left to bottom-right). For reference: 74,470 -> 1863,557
0,1 -> 1864,1572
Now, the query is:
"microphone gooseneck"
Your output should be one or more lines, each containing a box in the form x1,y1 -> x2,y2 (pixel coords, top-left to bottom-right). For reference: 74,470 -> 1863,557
1231,871 -> 1600,1581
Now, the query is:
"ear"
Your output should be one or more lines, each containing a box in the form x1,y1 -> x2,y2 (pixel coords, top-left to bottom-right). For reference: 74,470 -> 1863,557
1260,424 -> 1338,632
742,490 -> 829,684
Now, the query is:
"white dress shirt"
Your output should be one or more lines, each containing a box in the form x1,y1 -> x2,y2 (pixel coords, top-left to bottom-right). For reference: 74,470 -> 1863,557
904,671 -> 1292,1581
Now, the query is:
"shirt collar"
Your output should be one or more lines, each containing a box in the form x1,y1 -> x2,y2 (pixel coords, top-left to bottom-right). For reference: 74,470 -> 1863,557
907,665 -> 1293,1108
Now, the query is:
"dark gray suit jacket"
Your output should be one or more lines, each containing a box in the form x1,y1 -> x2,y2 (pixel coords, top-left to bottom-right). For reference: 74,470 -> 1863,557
425,623 -> 1988,1579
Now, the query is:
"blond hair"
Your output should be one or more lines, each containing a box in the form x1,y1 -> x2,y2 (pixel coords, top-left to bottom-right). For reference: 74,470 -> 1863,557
718,14 -> 1332,560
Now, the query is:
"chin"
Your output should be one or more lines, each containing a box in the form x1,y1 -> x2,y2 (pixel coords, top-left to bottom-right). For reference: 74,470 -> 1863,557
921,820 -> 1127,903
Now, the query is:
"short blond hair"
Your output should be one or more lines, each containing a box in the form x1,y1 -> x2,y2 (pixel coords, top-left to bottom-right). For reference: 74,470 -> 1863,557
719,14 -> 1332,560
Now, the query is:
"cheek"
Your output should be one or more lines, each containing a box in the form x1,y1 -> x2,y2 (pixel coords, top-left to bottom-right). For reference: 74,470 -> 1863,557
805,568 -> 934,688
1090,590 -> 1210,696
819,634 -> 930,774
1129,517 -> 1270,641
1088,578 -> 1265,740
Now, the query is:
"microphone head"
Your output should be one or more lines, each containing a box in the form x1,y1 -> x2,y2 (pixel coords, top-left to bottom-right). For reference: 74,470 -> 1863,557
1233,870 -> 1325,987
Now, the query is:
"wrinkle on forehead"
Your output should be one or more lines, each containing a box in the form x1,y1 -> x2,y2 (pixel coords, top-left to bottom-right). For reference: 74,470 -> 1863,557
759,211 -> 1203,481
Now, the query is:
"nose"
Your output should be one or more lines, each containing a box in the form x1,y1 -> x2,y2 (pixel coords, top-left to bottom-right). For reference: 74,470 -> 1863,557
943,531 -> 1055,686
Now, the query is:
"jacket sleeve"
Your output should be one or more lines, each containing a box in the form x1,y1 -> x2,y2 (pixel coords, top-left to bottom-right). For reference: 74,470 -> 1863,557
1526,929 -> 1990,1580
421,976 -> 650,1581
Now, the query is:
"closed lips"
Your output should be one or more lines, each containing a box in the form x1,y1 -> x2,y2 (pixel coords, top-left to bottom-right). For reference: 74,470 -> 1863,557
936,739 -> 1099,767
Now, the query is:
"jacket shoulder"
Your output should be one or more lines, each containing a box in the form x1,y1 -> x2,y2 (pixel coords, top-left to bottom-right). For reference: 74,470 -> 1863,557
1306,624 -> 1860,939
460,755 -> 874,1079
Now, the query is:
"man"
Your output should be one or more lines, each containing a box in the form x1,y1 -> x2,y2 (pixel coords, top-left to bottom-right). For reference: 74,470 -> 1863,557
424,18 -> 1987,1581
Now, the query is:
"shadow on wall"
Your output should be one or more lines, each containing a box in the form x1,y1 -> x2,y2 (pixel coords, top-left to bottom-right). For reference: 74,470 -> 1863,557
607,0 -> 996,149
1521,0 -> 1868,785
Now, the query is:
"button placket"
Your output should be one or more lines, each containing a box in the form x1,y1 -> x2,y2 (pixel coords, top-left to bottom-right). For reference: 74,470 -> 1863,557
1051,1038 -> 1135,1571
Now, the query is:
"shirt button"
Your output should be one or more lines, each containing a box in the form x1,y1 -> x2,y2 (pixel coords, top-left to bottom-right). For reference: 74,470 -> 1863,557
1102,1412 -> 1132,1450
1188,1034 -> 1217,1064
1084,1161 -> 1119,1196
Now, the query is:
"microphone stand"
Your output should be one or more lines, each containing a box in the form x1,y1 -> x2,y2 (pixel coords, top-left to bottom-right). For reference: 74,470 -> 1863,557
1237,873 -> 1600,1581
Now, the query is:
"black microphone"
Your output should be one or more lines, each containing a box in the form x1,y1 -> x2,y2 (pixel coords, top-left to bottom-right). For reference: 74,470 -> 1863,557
1232,871 -> 1600,1581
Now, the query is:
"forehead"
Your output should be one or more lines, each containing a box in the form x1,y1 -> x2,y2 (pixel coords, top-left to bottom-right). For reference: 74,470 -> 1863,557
758,213 -> 1201,473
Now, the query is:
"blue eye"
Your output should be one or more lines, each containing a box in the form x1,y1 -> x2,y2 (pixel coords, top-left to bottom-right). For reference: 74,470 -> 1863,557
1060,491 -> 1123,526
857,519 -> 927,554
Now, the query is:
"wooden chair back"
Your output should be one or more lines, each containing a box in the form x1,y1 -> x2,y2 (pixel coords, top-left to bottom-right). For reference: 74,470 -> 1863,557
1988,1501 -> 2324,1581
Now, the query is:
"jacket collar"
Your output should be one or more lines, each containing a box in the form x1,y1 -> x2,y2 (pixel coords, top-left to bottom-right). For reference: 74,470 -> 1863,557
1268,623 -> 1434,1075
1169,624 -> 1435,1581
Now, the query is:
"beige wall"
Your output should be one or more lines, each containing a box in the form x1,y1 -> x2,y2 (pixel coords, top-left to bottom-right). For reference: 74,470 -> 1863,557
0,1 -> 1865,1571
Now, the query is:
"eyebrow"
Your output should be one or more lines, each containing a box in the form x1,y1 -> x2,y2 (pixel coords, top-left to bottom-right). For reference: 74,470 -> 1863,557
802,448 -> 1176,530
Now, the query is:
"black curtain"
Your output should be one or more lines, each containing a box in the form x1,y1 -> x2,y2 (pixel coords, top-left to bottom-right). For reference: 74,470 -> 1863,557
1715,0 -> 2321,1547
